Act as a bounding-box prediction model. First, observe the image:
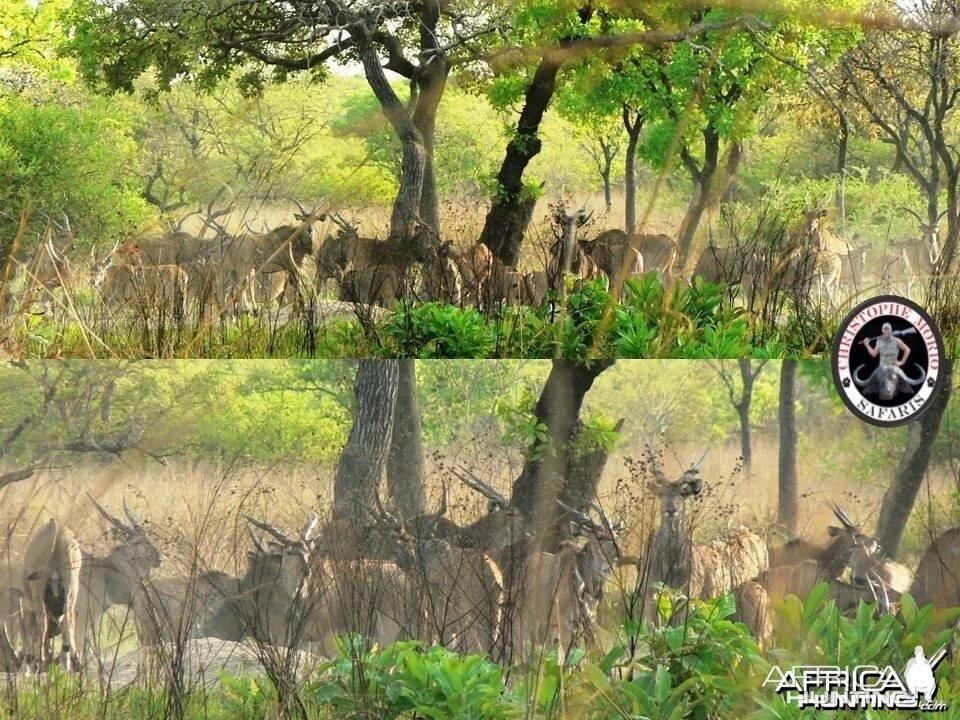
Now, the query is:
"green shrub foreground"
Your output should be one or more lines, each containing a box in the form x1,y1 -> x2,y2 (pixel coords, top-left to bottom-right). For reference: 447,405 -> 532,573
4,586 -> 960,719
7,274 -> 845,359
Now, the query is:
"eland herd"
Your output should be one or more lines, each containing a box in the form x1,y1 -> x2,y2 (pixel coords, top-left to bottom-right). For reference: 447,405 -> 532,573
6,197 -> 946,326
1,449 -> 958,676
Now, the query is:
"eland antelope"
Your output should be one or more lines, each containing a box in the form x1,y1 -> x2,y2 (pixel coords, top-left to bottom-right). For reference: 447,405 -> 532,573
644,447 -> 768,636
20,519 -> 83,672
243,515 -> 422,655
20,499 -> 162,673
366,496 -> 505,655
546,206 -> 602,297
514,502 -> 624,663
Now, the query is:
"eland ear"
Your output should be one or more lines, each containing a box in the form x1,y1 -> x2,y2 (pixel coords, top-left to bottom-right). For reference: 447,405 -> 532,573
569,521 -> 584,537
827,525 -> 842,537
687,478 -> 704,496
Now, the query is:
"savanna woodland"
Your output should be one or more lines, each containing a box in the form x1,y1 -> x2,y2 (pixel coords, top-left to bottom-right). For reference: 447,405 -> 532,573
1,359 -> 960,719
3,0 -> 960,358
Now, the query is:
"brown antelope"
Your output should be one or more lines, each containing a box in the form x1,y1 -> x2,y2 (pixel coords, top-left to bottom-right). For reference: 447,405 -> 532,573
94,242 -> 189,317
21,519 -> 83,672
515,502 -> 624,663
218,200 -> 320,314
21,500 -> 162,673
889,206 -> 945,295
18,213 -> 77,312
448,243 -> 494,308
340,265 -> 406,309
0,562 -> 23,661
643,447 -> 768,638
487,259 -> 527,306
195,524 -> 323,647
634,232 -> 679,281
446,468 -> 532,559
315,213 -> 383,293
807,211 -> 843,305
909,528 -> 960,611
773,209 -> 842,306
244,515 -> 422,654
692,243 -> 760,296
546,206 -> 602,297
762,505 -> 912,618
579,230 -> 644,295
367,497 -> 505,655
521,270 -> 549,307
838,238 -> 870,295
421,242 -> 463,305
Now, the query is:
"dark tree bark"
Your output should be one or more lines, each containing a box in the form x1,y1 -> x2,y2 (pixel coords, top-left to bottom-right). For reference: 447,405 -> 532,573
407,2 -> 449,243
676,134 -> 742,272
511,359 -> 614,540
352,28 -> 428,258
333,360 -> 400,525
559,417 -> 625,511
623,106 -> 644,236
479,8 -> 593,266
386,360 -> 426,518
586,135 -> 620,212
876,361 -> 954,558
777,359 -> 798,535
714,359 -> 766,473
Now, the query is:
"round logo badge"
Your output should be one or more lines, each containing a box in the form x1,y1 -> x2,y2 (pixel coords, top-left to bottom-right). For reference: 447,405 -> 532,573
833,296 -> 944,427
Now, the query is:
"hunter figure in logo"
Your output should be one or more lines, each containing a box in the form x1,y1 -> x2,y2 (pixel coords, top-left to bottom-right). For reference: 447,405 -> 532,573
904,646 -> 943,703
854,322 -> 927,401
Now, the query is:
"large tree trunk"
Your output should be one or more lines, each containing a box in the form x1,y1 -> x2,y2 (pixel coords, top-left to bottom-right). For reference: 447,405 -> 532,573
477,55 -> 564,266
333,360 -> 400,525
876,361 -> 954,558
676,136 -> 742,274
623,107 -> 643,236
386,360 -> 426,518
353,26 -> 428,260
559,417 -> 625,512
410,6 -> 449,242
479,8 -> 592,266
777,359 -> 798,535
511,359 -> 614,541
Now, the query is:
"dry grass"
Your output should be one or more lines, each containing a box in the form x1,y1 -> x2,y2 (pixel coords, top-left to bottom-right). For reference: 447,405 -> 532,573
2,433 -> 954,574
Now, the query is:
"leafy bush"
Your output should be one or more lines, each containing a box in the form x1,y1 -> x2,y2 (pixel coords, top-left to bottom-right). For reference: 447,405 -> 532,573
379,302 -> 497,358
565,592 -> 767,720
309,639 -> 521,720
